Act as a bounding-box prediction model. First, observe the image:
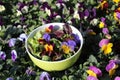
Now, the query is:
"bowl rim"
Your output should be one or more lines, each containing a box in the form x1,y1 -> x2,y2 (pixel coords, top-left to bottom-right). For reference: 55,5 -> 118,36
25,22 -> 83,63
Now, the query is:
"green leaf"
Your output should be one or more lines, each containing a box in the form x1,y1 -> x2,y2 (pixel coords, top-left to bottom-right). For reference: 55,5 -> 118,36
88,55 -> 98,64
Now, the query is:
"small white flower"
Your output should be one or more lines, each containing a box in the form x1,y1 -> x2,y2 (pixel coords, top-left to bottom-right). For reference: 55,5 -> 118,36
67,20 -> 72,24
0,5 -> 5,12
90,18 -> 98,26
73,10 -> 80,20
75,3 -> 80,8
16,10 -> 22,16
45,8 -> 51,16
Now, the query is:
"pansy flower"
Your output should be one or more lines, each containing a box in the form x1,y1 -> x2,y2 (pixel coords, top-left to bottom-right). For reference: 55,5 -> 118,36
18,33 -> 27,42
114,7 -> 120,23
73,10 -> 80,20
0,51 -> 6,60
87,76 -> 98,80
40,72 -> 51,80
6,77 -> 14,80
106,60 -> 119,77
25,67 -> 36,76
61,40 -> 76,54
86,66 -> 102,79
8,38 -> 16,47
0,4 -> 5,12
99,17 -> 106,28
11,50 -> 17,62
114,76 -> 120,80
44,44 -> 53,53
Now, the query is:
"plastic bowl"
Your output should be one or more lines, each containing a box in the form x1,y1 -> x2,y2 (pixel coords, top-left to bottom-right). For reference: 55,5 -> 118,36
25,23 -> 83,71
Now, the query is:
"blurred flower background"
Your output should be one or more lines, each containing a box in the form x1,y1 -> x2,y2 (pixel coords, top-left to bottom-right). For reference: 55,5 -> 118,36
0,0 -> 120,80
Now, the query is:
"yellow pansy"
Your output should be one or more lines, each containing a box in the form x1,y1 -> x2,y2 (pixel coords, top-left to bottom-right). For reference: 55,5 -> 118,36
86,70 -> 97,78
101,43 -> 113,55
61,44 -> 71,54
44,44 -> 53,52
99,22 -> 105,28
113,0 -> 120,3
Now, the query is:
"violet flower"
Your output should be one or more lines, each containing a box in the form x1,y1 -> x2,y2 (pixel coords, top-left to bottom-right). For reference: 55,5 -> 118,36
71,33 -> 80,44
116,12 -> 120,19
39,72 -> 51,80
0,51 -> 6,60
11,50 -> 17,62
102,28 -> 109,34
25,67 -> 36,76
87,76 -> 98,80
43,33 -> 50,42
84,9 -> 89,18
8,38 -> 16,47
6,77 -> 14,80
89,66 -> 102,77
18,33 -> 27,42
114,76 -> 120,80
17,2 -> 26,11
92,8 -> 96,17
106,61 -> 116,72
29,0 -> 38,5
99,39 -> 109,47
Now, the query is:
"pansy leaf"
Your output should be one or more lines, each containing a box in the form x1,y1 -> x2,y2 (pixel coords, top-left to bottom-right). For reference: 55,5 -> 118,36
88,55 -> 98,64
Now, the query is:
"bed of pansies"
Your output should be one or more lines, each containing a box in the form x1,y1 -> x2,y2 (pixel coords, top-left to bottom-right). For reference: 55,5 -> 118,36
0,0 -> 120,80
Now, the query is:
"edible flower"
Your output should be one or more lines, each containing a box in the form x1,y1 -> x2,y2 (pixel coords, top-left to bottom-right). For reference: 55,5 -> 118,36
114,7 -> 120,23
114,76 -> 120,80
99,17 -> 106,28
97,0 -> 109,10
44,44 -> 53,52
0,51 -> 6,60
40,72 -> 51,80
106,60 -> 119,77
11,50 -> 17,62
87,76 -> 98,80
113,0 -> 120,3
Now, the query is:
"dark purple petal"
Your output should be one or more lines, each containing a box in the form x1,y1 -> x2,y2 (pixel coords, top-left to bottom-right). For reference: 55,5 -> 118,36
71,33 -> 80,44
99,39 -> 109,47
17,2 -> 26,10
41,2 -> 50,10
0,51 -> 6,60
40,72 -> 51,80
20,16 -> 26,22
43,33 -> 50,42
57,0 -> 64,3
87,76 -> 98,80
18,33 -> 27,42
9,38 -> 16,47
89,66 -> 102,77
79,12 -> 84,19
114,76 -> 120,80
92,8 -> 96,17
6,77 -> 14,80
102,28 -> 109,34
69,7 -> 74,14
106,62 -> 116,72
29,0 -> 38,5
11,50 -> 17,62
84,9 -> 89,17
68,40 -> 76,50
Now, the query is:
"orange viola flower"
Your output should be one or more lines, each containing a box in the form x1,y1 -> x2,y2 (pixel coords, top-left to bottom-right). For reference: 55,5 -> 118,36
44,44 -> 53,52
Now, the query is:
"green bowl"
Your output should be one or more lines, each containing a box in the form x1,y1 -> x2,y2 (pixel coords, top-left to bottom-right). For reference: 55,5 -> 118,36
25,23 -> 83,71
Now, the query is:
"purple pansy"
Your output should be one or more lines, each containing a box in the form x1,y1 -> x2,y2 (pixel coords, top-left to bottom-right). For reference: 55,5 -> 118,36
8,38 -> 16,47
99,39 -> 109,47
87,76 -> 98,80
101,17 -> 106,22
89,66 -> 102,77
39,72 -> 51,80
102,28 -> 109,34
71,33 -> 80,44
43,33 -> 50,42
0,51 -> 6,60
114,76 -> 120,80
92,8 -> 96,17
84,9 -> 89,17
106,61 -> 116,72
17,2 -> 26,11
25,67 -> 36,76
6,77 -> 14,80
29,0 -> 38,5
18,33 -> 27,42
11,50 -> 17,62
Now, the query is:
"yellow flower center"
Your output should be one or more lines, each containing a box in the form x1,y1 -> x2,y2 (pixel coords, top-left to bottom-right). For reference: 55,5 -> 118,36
44,44 -> 53,52
61,44 -> 71,54
101,43 -> 113,55
86,70 -> 97,78
99,22 -> 105,28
